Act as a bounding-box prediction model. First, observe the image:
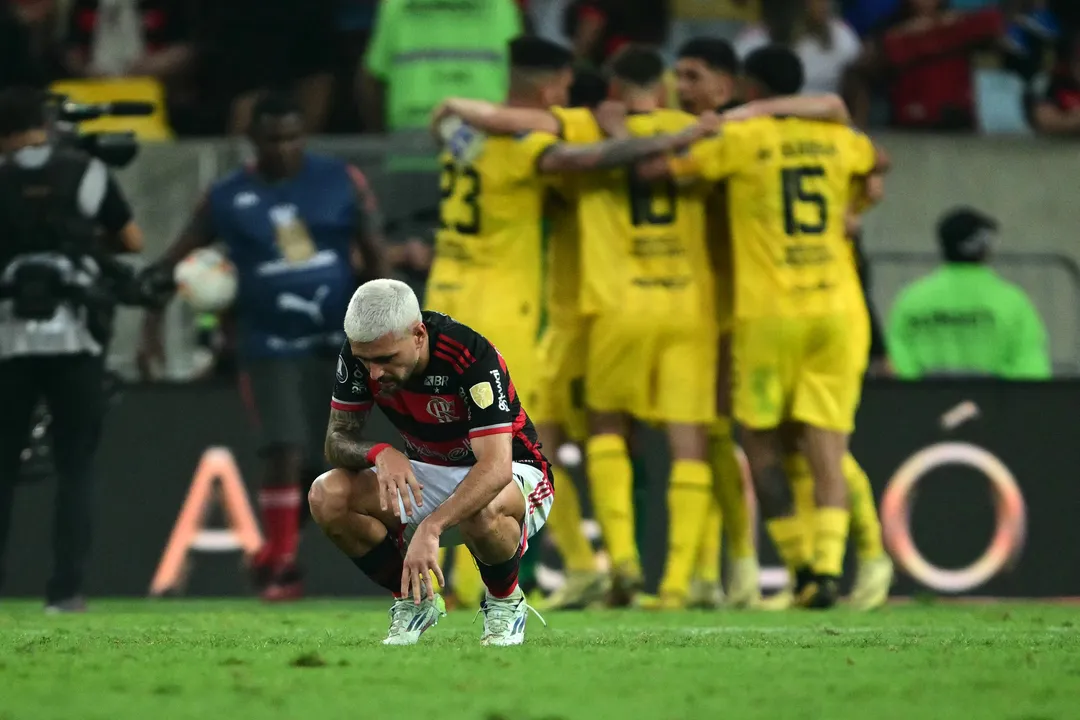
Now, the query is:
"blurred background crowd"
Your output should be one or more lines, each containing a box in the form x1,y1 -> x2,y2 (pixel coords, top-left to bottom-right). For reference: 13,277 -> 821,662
3,0 -> 1080,137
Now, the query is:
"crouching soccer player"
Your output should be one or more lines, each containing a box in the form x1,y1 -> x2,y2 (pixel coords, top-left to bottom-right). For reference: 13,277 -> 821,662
309,279 -> 554,645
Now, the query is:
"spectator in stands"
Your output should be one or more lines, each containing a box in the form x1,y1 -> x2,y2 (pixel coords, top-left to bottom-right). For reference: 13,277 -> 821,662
1031,31 -> 1080,134
206,0 -> 336,135
62,0 -> 194,81
887,207 -> 1051,380
0,0 -> 54,90
565,0 -> 670,67
864,0 -> 1005,131
669,0 -> 760,49
60,0 -> 200,133
735,0 -> 863,95
361,0 -> 521,133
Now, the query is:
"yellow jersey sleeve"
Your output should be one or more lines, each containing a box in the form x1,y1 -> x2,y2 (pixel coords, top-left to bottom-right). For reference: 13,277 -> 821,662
510,131 -> 561,182
668,126 -> 745,183
550,106 -> 601,144
847,130 -> 877,177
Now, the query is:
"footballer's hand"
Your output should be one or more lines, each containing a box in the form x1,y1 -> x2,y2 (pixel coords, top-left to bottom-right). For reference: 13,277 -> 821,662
401,524 -> 444,604
845,212 -> 864,238
429,99 -> 458,135
695,110 -> 723,136
375,447 -> 423,518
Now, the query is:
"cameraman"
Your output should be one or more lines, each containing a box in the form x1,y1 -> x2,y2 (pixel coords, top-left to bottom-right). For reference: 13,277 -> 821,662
0,87 -> 143,612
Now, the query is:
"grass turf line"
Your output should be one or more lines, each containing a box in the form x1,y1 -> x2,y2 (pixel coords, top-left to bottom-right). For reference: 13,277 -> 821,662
1,601 -> 1078,720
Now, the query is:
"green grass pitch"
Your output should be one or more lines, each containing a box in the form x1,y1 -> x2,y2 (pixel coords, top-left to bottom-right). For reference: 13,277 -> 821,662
1,600 -> 1077,720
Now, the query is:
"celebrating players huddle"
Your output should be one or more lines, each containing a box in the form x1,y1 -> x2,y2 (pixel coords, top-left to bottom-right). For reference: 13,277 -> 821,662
312,36 -> 895,647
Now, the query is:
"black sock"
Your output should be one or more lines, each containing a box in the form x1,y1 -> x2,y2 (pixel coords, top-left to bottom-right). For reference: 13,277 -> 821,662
794,567 -> 815,594
351,535 -> 404,596
477,550 -> 521,599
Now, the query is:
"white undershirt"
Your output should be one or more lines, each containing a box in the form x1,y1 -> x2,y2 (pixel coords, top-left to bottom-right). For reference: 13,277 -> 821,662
734,19 -> 862,95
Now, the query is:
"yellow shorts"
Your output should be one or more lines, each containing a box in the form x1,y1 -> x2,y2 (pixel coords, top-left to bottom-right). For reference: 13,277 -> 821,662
732,313 -> 869,432
530,318 -> 587,438
586,312 -> 718,425
424,279 -> 541,410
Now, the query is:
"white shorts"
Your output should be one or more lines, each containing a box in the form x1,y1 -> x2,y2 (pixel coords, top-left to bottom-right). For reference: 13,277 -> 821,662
395,461 -> 554,551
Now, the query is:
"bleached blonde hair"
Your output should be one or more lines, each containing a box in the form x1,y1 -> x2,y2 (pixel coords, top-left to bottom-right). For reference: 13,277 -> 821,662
343,279 -> 422,343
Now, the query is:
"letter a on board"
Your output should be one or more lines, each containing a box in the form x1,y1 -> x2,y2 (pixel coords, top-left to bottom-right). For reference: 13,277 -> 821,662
149,447 -> 263,596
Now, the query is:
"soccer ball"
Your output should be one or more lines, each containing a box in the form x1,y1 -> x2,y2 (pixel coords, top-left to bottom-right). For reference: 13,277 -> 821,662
174,247 -> 237,313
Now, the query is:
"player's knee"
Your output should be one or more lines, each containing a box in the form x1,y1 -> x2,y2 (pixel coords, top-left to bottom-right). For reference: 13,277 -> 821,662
458,502 -> 503,541
308,469 -> 353,526
459,482 -> 523,539
588,411 -> 630,438
667,423 -> 708,460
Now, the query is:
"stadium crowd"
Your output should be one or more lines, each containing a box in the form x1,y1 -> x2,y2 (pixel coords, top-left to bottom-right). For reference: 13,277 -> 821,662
2,0 -> 1080,135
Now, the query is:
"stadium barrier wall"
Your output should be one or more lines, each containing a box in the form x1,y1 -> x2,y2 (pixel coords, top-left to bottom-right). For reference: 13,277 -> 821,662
5,380 -> 1079,599
106,133 -> 1080,380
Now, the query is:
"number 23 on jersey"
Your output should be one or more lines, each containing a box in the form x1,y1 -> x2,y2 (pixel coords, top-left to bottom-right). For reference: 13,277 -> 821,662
440,161 -> 482,235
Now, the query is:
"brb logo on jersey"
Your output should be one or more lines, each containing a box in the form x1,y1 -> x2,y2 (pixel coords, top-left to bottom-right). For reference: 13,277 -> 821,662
490,369 -> 510,412
426,396 -> 459,423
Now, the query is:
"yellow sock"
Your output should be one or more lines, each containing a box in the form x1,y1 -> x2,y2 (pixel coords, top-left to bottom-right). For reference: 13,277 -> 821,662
785,453 -> 817,570
765,516 -> 813,571
711,416 -> 755,560
844,453 -> 885,561
586,434 -> 640,575
546,467 -> 597,573
812,507 -> 851,578
659,460 -> 712,599
694,499 -> 722,584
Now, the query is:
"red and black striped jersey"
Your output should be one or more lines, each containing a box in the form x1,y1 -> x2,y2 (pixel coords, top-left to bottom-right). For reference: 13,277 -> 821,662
330,311 -> 547,470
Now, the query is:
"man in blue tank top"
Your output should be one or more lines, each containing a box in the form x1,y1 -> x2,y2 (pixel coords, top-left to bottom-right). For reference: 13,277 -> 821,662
139,93 -> 388,601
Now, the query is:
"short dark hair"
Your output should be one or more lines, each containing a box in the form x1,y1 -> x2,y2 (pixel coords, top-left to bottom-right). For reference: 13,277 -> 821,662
743,45 -> 805,96
677,38 -> 739,76
249,92 -> 302,132
0,87 -> 47,137
609,45 -> 666,87
569,67 -> 609,109
509,36 -> 573,72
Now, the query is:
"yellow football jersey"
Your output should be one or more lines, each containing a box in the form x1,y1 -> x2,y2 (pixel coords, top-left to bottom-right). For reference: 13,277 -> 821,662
542,106 -> 597,323
573,108 -> 712,320
671,117 -> 876,319
430,130 -> 559,311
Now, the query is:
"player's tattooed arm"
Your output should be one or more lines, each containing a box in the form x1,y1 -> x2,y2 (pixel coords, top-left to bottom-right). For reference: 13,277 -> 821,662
324,409 -> 381,471
538,122 -> 712,173
431,98 -> 560,136
722,93 -> 852,125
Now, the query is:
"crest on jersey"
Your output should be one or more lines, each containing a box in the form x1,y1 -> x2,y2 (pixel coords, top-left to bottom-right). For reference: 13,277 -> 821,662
469,382 -> 494,409
426,396 -> 459,423
336,356 -> 348,383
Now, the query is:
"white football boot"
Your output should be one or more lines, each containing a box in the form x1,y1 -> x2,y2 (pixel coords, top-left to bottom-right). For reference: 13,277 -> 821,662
382,593 -> 447,646
476,587 -> 546,646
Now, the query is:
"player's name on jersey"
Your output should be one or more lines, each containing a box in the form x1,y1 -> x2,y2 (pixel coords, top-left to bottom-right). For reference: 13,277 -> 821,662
632,236 -> 685,257
782,140 -> 838,158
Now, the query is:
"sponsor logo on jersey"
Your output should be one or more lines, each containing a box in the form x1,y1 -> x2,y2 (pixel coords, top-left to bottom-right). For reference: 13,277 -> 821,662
425,375 -> 450,388
336,356 -> 348,383
490,369 -> 510,412
426,396 -> 459,423
470,382 -> 494,409
233,191 -> 259,208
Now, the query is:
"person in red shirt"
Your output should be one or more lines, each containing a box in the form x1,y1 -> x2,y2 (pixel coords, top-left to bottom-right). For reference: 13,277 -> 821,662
866,0 -> 1004,131
1032,32 -> 1080,135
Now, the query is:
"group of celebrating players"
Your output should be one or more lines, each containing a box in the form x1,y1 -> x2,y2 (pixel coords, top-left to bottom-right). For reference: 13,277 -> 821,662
309,35 -> 896,646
